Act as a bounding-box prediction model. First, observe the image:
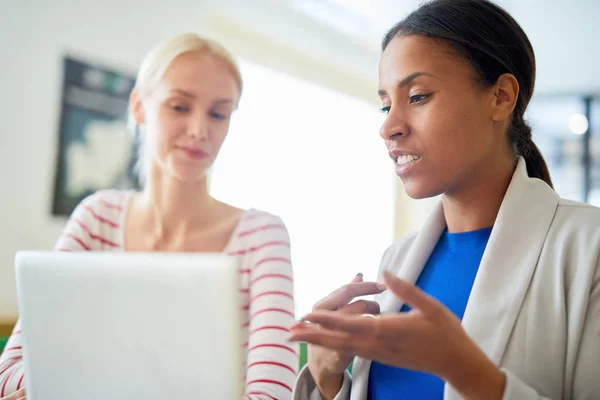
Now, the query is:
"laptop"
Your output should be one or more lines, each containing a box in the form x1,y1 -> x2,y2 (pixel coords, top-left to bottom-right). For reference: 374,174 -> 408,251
15,251 -> 243,400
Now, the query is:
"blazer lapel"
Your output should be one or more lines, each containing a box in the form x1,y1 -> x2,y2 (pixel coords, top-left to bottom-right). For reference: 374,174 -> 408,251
350,201 -> 447,399
444,158 -> 559,398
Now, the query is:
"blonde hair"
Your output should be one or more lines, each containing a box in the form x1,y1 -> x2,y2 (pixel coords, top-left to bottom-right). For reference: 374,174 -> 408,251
129,33 -> 243,184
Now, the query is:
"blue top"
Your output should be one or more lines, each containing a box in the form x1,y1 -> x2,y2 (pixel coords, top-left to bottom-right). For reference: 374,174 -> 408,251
367,227 -> 493,400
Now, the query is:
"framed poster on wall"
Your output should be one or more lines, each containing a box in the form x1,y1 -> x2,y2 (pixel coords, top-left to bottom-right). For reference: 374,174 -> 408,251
51,55 -> 140,216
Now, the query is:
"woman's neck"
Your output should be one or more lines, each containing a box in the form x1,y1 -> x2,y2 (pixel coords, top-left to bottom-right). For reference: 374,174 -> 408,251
442,155 -> 517,233
138,165 -> 218,239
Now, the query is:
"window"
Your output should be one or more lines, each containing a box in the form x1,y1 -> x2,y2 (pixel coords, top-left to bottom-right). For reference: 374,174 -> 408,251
528,95 -> 600,206
210,60 -> 396,316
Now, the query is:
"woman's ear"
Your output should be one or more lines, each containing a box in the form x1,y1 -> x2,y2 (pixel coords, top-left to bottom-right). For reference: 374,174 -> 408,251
130,88 -> 145,125
490,73 -> 519,122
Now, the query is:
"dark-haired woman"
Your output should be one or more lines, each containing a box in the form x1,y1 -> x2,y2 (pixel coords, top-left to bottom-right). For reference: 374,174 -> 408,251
290,0 -> 600,399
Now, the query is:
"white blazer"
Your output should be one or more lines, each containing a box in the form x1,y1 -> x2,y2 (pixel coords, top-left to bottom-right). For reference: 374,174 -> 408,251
293,157 -> 600,400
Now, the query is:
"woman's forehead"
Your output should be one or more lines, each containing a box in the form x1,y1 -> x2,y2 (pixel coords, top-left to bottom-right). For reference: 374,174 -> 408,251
379,36 -> 475,88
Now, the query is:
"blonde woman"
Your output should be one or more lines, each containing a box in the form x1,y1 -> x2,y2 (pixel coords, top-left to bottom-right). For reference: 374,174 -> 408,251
0,33 -> 298,400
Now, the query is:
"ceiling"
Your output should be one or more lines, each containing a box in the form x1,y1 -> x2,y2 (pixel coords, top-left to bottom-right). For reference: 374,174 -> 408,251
292,0 -> 600,95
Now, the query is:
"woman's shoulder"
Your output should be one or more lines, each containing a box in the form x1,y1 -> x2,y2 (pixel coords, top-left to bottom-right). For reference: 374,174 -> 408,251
556,197 -> 600,213
553,198 -> 600,236
547,199 -> 600,274
76,189 -> 132,208
240,208 -> 288,228
70,189 -> 132,222
231,208 -> 290,245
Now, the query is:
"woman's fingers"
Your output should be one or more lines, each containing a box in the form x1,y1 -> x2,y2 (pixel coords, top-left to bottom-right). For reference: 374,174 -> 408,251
300,311 -> 377,334
338,299 -> 380,315
350,273 -> 364,284
314,282 -> 387,311
292,274 -> 384,341
1,388 -> 26,400
289,320 -> 357,350
289,300 -> 379,333
383,271 -> 440,316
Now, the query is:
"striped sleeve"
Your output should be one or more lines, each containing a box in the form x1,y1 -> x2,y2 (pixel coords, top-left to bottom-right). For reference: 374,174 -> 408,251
0,192 -> 119,397
243,214 -> 298,400
0,321 -> 25,397
53,192 -> 121,252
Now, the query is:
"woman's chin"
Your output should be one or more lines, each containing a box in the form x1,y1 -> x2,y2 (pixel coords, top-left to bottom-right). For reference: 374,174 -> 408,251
164,165 -> 210,184
402,180 -> 441,200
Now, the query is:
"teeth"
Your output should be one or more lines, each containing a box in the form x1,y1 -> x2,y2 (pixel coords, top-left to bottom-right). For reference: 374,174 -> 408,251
397,154 -> 420,165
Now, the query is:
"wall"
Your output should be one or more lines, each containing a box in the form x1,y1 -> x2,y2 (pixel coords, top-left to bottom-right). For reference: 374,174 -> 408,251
344,0 -> 600,96
508,0 -> 600,97
206,0 -> 381,105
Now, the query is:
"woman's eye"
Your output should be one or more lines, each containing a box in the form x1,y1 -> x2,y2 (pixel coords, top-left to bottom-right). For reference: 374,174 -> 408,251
380,106 -> 391,114
409,94 -> 430,104
210,112 -> 228,120
172,105 -> 189,113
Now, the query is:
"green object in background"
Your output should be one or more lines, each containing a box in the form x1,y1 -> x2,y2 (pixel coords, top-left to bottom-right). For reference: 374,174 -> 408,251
0,337 -> 7,354
298,342 -> 352,373
299,342 -> 308,369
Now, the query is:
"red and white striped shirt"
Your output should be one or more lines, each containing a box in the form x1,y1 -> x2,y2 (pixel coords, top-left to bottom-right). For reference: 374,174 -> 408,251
0,190 -> 298,399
